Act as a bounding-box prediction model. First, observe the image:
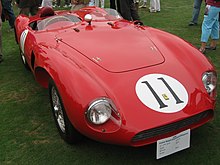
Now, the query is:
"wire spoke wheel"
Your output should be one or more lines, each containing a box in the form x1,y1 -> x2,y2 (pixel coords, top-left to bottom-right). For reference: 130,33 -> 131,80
51,86 -> 66,133
49,79 -> 83,144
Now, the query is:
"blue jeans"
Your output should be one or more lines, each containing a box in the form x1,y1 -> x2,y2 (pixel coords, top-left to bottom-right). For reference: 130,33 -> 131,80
201,5 -> 220,42
191,0 -> 203,23
1,0 -> 16,28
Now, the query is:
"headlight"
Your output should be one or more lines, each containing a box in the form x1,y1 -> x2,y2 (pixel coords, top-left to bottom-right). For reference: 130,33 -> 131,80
86,98 -> 113,125
202,71 -> 217,94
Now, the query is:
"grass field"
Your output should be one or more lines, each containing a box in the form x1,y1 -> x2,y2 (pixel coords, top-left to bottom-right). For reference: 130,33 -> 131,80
0,0 -> 220,164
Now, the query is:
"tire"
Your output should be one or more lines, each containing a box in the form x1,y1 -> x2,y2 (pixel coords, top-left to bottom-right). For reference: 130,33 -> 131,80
49,79 -> 83,144
20,49 -> 30,70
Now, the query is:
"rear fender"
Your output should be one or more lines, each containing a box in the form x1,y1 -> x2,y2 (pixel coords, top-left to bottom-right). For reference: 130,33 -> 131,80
15,15 -> 30,44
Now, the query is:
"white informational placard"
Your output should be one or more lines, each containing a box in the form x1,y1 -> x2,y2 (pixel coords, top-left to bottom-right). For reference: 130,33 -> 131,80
156,129 -> 190,159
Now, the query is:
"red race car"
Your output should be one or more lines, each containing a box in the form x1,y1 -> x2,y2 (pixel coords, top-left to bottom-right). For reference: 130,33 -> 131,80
15,6 -> 217,158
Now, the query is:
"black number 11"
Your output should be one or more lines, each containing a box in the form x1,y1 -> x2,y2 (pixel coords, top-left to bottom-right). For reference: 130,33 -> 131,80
142,77 -> 184,109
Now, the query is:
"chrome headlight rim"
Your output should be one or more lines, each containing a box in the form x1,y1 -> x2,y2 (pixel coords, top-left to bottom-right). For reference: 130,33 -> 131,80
86,98 -> 116,125
202,71 -> 217,94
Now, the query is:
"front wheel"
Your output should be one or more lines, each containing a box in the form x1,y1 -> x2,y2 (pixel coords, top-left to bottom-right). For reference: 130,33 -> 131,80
49,79 -> 83,144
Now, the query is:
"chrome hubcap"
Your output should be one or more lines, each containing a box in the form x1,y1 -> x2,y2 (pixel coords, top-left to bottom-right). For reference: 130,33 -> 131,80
51,86 -> 66,133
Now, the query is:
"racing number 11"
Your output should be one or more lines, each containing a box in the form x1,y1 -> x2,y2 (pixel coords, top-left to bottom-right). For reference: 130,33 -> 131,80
142,77 -> 184,109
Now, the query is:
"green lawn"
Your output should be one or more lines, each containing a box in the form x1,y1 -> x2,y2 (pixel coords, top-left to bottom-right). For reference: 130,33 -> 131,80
0,0 -> 220,164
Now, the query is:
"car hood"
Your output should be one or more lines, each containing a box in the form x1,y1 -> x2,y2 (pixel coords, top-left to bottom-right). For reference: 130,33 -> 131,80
57,23 -> 165,73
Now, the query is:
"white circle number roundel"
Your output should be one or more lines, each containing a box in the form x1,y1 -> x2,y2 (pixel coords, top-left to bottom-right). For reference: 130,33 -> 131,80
135,74 -> 188,113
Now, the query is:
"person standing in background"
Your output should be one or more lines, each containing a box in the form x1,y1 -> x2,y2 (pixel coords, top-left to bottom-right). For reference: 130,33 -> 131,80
89,0 -> 105,8
149,0 -> 160,12
53,0 -> 71,8
0,0 -> 3,63
189,0 -> 204,26
1,0 -> 16,30
63,0 -> 71,8
53,0 -> 61,7
110,0 -> 120,13
119,0 -> 140,21
16,0 -> 42,16
199,0 -> 220,53
139,0 -> 147,8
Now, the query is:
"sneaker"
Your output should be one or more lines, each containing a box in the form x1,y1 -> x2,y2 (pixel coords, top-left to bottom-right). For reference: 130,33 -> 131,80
63,4 -> 68,8
139,3 -> 147,8
150,9 -> 157,13
188,22 -> 197,26
205,45 -> 217,50
68,4 -> 72,7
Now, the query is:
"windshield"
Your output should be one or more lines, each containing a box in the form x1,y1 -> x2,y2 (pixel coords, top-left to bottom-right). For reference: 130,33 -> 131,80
37,14 -> 81,30
104,8 -> 122,19
99,8 -> 122,21
72,7 -> 122,21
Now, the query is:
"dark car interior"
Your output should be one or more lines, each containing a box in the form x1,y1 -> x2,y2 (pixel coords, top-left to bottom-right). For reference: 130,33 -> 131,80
29,7 -> 81,31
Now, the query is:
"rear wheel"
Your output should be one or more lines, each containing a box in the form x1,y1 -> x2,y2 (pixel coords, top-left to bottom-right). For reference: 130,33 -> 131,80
49,79 -> 82,144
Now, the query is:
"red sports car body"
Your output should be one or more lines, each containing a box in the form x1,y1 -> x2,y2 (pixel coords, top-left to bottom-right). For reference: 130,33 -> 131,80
15,6 -> 217,152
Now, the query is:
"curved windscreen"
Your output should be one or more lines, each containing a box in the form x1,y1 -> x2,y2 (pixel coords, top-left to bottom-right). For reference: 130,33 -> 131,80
104,8 -> 122,19
37,15 -> 81,30
72,7 -> 122,21
89,8 -> 122,21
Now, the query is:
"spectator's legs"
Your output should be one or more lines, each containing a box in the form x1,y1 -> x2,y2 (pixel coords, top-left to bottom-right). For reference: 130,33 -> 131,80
155,0 -> 160,11
119,0 -> 131,21
19,8 -> 30,16
110,0 -> 116,9
130,2 -> 140,20
139,0 -> 147,8
64,0 -> 71,7
89,0 -> 95,6
200,6 -> 220,52
117,0 -> 121,14
57,0 -> 61,6
2,0 -> 16,28
190,0 -> 203,25
95,0 -> 99,7
150,0 -> 156,12
100,0 -> 104,8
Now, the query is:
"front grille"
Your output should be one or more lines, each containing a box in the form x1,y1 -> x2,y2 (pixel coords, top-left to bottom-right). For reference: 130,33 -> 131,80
132,110 -> 213,142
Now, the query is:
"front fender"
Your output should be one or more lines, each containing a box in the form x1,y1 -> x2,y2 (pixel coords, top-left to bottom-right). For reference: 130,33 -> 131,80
34,43 -> 108,134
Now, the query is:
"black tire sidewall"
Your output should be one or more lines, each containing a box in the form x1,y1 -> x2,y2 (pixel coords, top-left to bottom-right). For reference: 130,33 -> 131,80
48,79 -> 82,144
